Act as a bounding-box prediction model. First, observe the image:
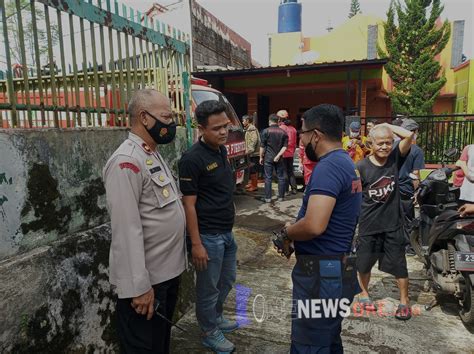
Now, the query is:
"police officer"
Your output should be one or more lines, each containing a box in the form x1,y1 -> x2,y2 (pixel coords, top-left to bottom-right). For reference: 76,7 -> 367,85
276,104 -> 362,353
103,89 -> 186,353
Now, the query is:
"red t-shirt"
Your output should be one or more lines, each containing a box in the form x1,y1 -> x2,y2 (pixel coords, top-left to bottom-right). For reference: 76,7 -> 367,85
279,123 -> 297,158
453,146 -> 469,187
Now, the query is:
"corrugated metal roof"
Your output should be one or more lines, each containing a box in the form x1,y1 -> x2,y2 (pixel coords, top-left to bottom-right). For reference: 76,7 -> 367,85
192,58 -> 388,77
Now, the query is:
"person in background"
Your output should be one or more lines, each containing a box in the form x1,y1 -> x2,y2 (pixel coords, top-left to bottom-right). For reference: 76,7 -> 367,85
456,144 -> 474,203
260,114 -> 288,203
243,114 -> 261,192
459,203 -> 474,217
366,120 -> 377,136
278,110 -> 298,195
398,119 -> 425,255
342,121 -> 369,163
103,89 -> 186,353
365,120 -> 377,151
298,139 -> 317,192
356,123 -> 414,321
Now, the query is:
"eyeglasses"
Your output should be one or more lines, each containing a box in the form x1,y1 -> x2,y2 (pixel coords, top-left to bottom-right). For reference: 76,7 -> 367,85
298,127 -> 325,135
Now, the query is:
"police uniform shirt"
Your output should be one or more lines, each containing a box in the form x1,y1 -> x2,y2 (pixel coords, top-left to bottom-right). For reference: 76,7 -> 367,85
103,132 -> 186,299
178,138 -> 235,234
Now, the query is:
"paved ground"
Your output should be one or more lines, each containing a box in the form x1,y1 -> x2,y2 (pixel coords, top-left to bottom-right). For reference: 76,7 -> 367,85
171,187 -> 474,353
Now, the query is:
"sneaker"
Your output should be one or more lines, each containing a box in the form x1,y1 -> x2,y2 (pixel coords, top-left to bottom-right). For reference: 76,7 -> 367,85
291,189 -> 297,195
260,197 -> 271,203
278,197 -> 284,202
202,328 -> 235,353
216,315 -> 239,333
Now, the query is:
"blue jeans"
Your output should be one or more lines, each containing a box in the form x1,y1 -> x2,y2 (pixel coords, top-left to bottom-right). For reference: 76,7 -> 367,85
291,257 -> 359,350
264,159 -> 286,199
195,232 -> 238,333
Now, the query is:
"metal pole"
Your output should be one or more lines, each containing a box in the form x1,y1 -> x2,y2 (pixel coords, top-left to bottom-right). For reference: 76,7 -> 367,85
0,0 -> 17,127
15,0 -> 33,127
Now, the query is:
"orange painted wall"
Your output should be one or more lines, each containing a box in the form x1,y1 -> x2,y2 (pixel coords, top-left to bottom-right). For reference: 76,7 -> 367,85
433,97 -> 455,114
266,88 -> 389,122
365,90 -> 391,117
268,90 -> 348,124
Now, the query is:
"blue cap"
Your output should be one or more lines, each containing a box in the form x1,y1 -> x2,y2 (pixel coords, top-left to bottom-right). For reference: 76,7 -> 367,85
349,121 -> 361,131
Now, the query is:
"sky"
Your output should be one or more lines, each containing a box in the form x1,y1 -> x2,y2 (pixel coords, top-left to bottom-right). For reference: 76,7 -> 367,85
0,0 -> 471,70
195,0 -> 473,66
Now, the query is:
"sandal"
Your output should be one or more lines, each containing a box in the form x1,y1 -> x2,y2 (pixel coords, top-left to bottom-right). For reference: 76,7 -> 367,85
358,296 -> 378,311
395,304 -> 412,320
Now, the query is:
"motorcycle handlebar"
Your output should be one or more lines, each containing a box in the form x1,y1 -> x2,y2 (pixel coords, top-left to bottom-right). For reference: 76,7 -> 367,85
414,166 -> 461,198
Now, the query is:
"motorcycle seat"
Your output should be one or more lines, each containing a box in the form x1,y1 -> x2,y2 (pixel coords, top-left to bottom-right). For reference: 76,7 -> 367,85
435,209 -> 460,223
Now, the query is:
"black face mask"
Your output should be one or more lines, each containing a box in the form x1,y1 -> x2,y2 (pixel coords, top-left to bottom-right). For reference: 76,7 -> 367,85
145,111 -> 177,144
305,133 -> 319,162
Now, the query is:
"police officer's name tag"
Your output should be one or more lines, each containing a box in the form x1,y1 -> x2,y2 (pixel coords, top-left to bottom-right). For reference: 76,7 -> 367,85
149,166 -> 162,174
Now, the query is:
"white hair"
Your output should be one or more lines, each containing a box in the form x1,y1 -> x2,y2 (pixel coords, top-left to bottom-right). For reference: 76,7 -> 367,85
369,125 -> 393,141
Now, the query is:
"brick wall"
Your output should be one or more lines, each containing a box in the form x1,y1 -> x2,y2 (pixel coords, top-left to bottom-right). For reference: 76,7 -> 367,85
192,0 -> 252,69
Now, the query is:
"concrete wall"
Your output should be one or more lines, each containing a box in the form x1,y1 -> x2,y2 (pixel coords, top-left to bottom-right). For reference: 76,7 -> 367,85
191,0 -> 251,69
0,128 -> 188,259
0,128 -> 122,259
0,127 -> 195,352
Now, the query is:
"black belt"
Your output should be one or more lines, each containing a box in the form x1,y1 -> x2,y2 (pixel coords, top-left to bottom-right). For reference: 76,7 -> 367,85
295,254 -> 357,278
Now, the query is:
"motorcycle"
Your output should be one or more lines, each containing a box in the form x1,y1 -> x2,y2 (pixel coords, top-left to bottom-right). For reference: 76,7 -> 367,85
409,149 -> 474,325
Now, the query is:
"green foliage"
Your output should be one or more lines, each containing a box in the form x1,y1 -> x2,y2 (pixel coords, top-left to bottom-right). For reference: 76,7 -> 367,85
378,0 -> 451,115
5,0 -> 59,72
349,0 -> 362,18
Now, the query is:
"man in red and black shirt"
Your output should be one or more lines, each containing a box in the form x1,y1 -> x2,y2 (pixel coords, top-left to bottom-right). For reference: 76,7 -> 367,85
278,110 -> 298,195
260,113 -> 288,202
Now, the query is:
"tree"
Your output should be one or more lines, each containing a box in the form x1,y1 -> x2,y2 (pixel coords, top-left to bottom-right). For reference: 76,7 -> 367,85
378,0 -> 450,115
348,0 -> 362,18
5,0 -> 59,75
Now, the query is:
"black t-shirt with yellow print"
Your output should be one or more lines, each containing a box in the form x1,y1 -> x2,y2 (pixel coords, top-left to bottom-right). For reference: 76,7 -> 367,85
178,138 -> 235,234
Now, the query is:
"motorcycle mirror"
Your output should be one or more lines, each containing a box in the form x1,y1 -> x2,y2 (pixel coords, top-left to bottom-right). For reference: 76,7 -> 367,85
444,148 -> 458,158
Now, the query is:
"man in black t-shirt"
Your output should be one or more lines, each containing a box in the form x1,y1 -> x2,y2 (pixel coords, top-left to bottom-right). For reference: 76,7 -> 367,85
178,100 -> 238,353
259,114 -> 288,202
356,123 -> 414,320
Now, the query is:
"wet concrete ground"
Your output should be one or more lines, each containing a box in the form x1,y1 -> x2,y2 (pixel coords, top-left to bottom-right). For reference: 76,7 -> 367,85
171,187 -> 474,353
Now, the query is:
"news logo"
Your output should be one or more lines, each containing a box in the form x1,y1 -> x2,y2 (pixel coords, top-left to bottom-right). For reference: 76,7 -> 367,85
235,284 -> 421,325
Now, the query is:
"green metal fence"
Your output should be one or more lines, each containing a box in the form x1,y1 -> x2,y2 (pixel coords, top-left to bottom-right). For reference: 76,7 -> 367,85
0,0 -> 191,128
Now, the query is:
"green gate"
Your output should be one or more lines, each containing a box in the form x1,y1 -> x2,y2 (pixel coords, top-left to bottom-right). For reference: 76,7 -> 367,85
0,0 -> 191,129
